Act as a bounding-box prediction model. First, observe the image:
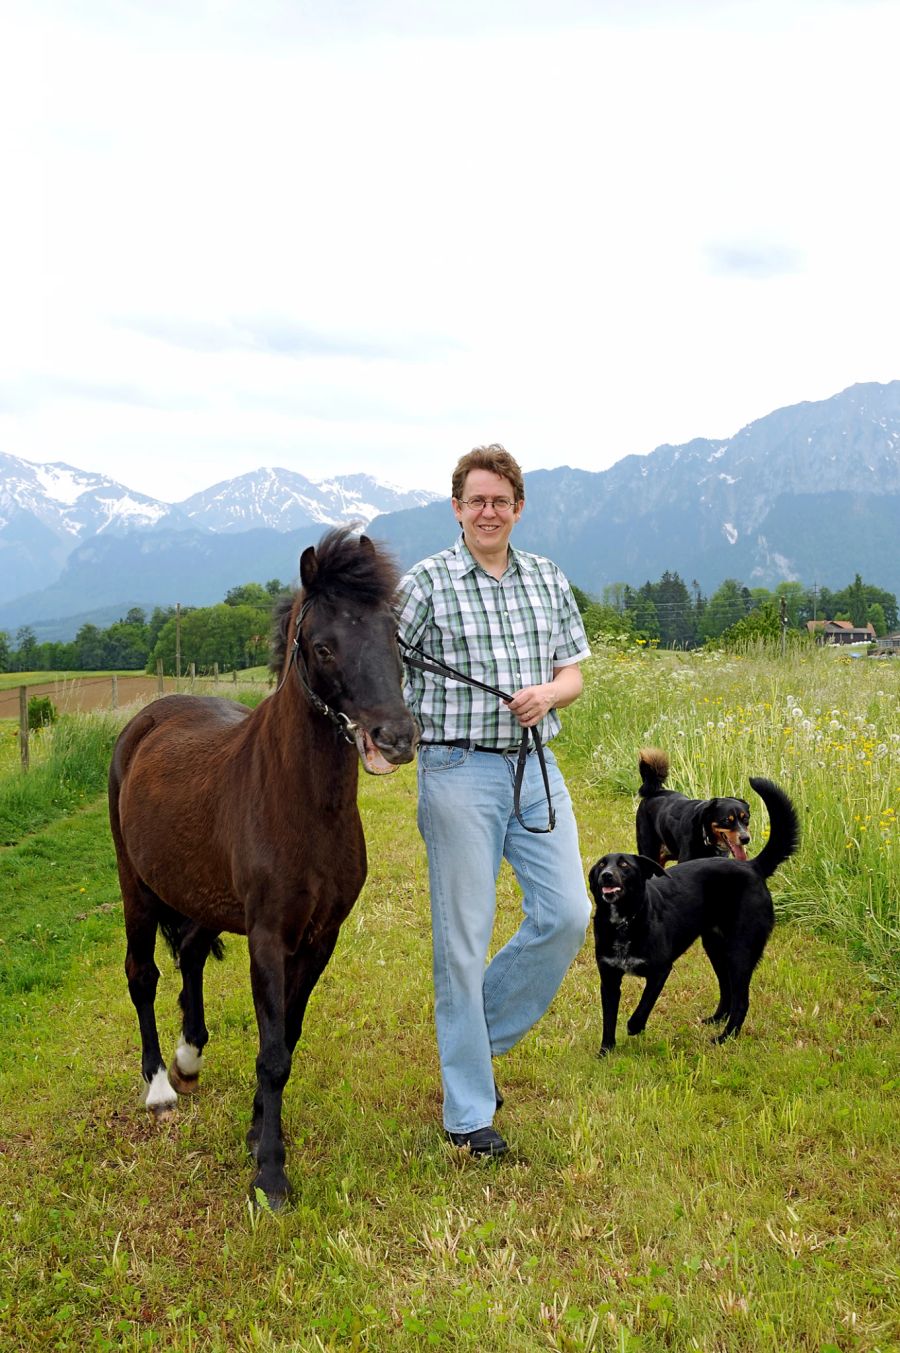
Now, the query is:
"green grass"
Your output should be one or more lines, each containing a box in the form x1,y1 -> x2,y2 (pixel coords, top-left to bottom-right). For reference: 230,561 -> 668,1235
0,671 -> 142,692
0,654 -> 897,1350
0,713 -> 123,846
567,644 -> 899,986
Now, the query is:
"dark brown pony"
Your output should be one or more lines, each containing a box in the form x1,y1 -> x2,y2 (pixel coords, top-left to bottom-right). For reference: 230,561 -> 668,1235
108,529 -> 417,1207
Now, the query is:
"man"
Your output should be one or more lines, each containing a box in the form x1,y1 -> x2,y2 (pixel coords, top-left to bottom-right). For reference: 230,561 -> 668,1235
397,444 -> 591,1157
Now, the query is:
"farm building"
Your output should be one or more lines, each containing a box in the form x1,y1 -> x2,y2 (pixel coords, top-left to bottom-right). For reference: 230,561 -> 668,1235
807,619 -> 877,645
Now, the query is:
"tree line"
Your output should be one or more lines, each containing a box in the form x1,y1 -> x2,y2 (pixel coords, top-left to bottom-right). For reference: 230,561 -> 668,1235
0,581 -> 287,674
1,572 -> 896,674
572,573 -> 898,648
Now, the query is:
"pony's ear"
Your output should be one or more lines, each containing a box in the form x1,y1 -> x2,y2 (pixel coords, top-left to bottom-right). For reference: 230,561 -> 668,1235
359,534 -> 375,556
300,545 -> 318,589
636,854 -> 666,879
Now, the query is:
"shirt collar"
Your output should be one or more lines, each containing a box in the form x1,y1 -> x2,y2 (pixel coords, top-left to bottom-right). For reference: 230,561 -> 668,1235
452,534 -> 524,579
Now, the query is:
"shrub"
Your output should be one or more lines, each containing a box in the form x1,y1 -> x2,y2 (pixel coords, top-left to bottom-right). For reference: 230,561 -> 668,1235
27,696 -> 58,731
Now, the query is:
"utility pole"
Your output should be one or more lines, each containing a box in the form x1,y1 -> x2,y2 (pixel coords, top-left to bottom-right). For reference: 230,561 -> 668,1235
811,582 -> 818,623
175,602 -> 182,682
780,595 -> 788,659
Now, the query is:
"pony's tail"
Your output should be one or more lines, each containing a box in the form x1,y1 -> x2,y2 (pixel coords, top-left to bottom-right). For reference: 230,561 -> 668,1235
158,904 -> 225,964
638,747 -> 670,797
748,778 -> 800,879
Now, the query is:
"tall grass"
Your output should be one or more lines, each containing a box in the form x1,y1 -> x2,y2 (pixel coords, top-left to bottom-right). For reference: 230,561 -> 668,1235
0,684 -> 272,847
565,643 -> 899,984
0,711 -> 123,845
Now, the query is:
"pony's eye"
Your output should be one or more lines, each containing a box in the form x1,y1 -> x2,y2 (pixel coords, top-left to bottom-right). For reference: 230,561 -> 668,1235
313,643 -> 333,661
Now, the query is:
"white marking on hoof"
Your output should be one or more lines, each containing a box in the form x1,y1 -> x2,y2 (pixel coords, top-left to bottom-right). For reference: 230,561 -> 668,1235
145,1067 -> 178,1112
175,1041 -> 203,1076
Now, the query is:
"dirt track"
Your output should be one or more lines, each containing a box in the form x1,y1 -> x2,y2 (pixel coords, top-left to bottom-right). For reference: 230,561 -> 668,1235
0,674 -> 276,721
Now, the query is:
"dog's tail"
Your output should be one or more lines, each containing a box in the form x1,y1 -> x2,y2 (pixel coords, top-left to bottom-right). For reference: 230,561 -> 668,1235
748,777 -> 800,878
638,747 -> 670,797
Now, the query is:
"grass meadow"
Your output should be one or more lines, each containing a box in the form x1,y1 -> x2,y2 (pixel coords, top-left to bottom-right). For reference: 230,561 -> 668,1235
0,647 -> 897,1352
0,672 -> 141,692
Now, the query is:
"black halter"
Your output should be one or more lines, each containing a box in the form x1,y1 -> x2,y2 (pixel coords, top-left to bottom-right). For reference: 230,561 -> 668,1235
285,599 -> 358,745
398,636 -> 556,834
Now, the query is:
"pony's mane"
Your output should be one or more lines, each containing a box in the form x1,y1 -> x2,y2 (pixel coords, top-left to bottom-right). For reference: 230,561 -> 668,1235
270,527 -> 401,671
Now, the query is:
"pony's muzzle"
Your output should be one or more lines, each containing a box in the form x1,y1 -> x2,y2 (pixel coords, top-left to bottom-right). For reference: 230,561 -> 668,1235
354,717 -> 418,775
370,719 -> 418,764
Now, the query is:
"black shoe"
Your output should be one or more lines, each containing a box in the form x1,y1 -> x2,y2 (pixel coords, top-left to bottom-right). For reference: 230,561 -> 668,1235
445,1126 -> 509,1158
494,1078 -> 504,1111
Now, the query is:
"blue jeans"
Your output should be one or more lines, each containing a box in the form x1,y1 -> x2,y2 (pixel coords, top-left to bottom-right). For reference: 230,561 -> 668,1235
417,743 -> 591,1134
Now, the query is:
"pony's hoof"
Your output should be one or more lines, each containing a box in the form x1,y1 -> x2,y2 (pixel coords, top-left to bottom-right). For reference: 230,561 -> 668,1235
250,1174 -> 292,1212
149,1103 -> 177,1123
169,1062 -> 200,1095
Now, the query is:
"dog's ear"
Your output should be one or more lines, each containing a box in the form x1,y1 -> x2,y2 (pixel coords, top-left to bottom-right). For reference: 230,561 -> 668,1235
636,854 -> 666,879
588,858 -> 607,893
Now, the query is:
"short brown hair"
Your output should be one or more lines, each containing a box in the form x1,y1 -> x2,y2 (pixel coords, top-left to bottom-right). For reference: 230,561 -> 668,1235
451,444 -> 524,503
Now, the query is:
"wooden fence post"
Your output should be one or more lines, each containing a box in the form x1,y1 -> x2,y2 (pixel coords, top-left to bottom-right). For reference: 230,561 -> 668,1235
213,662 -> 219,685
19,685 -> 29,771
156,658 -> 164,695
189,661 -> 196,690
232,669 -> 238,686
111,674 -> 118,709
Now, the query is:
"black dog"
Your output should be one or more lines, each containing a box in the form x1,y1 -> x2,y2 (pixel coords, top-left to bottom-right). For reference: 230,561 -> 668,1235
636,747 -> 751,864
590,777 -> 799,1052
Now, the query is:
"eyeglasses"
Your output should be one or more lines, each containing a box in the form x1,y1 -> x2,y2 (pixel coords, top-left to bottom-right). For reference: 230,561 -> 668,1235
457,496 -> 517,512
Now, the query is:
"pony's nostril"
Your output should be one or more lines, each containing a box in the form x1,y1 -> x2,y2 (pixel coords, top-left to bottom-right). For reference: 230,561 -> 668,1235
370,722 -> 413,751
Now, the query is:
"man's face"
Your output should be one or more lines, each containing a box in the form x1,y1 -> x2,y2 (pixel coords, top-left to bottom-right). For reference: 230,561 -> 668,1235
452,469 -> 523,563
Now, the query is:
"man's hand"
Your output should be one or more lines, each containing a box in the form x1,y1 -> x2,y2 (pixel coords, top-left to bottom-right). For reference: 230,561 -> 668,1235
505,664 -> 583,728
505,683 -> 556,728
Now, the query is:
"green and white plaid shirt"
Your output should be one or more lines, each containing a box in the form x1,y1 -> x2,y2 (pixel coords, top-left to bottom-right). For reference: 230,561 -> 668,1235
397,536 -> 590,749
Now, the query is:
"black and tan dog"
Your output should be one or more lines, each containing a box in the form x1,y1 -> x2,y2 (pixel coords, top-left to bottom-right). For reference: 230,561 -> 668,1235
636,747 -> 751,864
590,777 -> 799,1053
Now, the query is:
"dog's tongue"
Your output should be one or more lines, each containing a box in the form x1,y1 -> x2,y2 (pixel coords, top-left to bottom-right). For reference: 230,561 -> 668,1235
729,841 -> 748,862
355,727 -> 399,776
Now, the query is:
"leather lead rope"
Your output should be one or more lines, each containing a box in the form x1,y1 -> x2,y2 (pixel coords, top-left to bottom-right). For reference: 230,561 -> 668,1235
398,636 -> 556,834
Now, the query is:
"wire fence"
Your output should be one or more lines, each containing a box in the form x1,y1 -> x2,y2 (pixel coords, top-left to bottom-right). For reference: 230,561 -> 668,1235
1,668 -> 272,769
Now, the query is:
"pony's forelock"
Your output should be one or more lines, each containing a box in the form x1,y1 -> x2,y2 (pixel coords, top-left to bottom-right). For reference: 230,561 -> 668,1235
269,528 -> 401,671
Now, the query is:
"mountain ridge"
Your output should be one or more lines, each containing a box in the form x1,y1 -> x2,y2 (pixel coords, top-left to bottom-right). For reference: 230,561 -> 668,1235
0,458 -> 440,609
2,380 -> 898,640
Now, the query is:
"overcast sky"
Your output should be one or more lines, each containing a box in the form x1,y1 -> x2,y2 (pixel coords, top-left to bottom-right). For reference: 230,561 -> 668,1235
2,0 -> 898,503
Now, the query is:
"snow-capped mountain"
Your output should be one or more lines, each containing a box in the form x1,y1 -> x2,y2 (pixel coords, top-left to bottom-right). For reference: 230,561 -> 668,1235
0,457 -> 441,605
0,452 -> 171,541
2,381 -> 898,636
177,467 -> 439,533
0,452 -> 175,603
